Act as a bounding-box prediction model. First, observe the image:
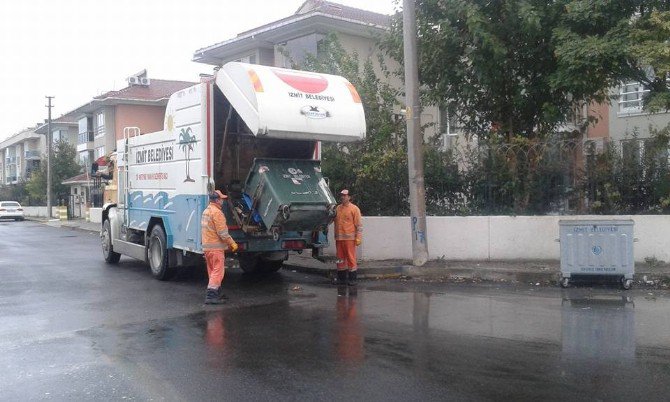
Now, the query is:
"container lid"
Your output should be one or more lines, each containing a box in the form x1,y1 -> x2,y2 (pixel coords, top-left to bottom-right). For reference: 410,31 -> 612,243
215,62 -> 366,143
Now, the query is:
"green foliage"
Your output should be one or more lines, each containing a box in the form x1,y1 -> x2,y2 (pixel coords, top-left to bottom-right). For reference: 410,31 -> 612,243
298,33 -> 412,215
26,140 -> 82,205
0,181 -> 30,205
630,10 -> 670,111
582,124 -> 670,214
381,0 -> 653,138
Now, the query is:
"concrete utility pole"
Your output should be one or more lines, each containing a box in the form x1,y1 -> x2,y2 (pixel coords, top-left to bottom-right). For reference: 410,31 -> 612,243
403,0 -> 429,266
45,96 -> 54,218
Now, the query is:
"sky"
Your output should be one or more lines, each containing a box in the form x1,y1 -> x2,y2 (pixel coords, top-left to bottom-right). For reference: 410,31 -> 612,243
0,0 -> 398,141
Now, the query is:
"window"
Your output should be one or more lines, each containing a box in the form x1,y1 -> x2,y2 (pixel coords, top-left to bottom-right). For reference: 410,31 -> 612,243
52,129 -> 68,143
96,113 -> 106,137
619,82 -> 648,113
96,146 -> 105,159
78,117 -> 88,134
79,150 -> 92,165
235,53 -> 257,64
78,117 -> 94,143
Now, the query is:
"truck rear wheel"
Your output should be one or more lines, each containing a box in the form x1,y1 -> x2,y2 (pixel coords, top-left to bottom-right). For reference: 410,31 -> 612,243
260,258 -> 283,273
102,220 -> 121,264
238,253 -> 261,274
148,225 -> 174,280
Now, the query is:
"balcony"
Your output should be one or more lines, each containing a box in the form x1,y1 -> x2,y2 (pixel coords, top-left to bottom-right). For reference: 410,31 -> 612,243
78,131 -> 94,144
24,150 -> 41,160
5,157 -> 16,165
77,131 -> 95,152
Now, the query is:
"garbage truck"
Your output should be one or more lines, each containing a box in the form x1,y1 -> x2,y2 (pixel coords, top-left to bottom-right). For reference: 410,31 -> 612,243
100,62 -> 365,279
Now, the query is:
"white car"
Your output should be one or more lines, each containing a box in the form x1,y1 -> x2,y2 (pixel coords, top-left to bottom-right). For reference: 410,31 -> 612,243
0,201 -> 25,221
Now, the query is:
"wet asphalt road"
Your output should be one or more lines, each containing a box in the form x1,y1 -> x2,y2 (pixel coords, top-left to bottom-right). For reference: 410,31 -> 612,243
2,220 -> 670,401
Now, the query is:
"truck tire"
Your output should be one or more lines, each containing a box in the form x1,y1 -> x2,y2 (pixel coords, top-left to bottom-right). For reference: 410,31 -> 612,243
147,225 -> 174,280
102,220 -> 121,264
260,258 -> 283,273
238,253 -> 261,274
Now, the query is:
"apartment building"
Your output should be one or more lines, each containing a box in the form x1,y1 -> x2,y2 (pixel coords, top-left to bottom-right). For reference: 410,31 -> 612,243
0,125 -> 44,185
54,71 -> 194,210
193,0 -> 449,142
53,70 -> 195,168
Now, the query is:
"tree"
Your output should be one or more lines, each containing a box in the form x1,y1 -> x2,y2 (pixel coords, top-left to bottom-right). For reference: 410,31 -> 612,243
382,0 -> 645,139
296,33 -> 412,215
630,7 -> 670,111
26,140 -> 82,205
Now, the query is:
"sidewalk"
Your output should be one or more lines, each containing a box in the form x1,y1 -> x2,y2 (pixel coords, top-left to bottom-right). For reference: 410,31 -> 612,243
28,216 -> 101,232
29,216 -> 670,286
284,252 -> 670,286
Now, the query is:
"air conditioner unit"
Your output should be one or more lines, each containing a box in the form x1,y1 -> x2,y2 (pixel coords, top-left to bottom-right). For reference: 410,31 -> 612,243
127,76 -> 140,85
140,77 -> 150,86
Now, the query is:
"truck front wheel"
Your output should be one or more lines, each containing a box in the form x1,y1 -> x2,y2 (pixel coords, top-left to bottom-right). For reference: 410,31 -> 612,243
102,220 -> 121,264
148,225 -> 174,280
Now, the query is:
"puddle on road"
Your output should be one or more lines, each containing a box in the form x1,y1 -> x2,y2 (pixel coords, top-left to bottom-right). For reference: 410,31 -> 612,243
79,282 -> 670,400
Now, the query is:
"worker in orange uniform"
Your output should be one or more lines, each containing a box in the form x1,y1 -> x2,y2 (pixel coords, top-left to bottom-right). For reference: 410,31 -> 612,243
201,190 -> 238,304
334,189 -> 362,285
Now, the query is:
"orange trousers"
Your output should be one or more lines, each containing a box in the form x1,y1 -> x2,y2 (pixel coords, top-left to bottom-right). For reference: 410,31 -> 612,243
205,250 -> 225,289
336,240 -> 357,271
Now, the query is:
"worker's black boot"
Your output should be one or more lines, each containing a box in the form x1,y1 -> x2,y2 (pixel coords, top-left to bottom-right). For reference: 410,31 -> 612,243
336,270 -> 348,285
348,270 -> 357,286
205,289 -> 225,305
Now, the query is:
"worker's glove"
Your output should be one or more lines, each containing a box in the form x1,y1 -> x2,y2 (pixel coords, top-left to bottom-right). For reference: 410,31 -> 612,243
355,238 -> 362,246
229,242 -> 239,253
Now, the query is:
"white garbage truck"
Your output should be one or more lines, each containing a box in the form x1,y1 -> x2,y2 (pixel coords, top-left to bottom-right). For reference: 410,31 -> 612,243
100,62 -> 365,279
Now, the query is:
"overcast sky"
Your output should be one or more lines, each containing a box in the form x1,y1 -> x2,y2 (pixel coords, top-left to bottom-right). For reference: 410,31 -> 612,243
0,0 -> 397,141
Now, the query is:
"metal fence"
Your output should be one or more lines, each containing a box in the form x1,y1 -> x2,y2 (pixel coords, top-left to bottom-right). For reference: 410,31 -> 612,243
424,137 -> 670,216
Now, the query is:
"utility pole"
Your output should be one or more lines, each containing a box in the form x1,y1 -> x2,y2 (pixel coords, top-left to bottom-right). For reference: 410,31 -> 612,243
403,0 -> 429,266
45,96 -> 54,218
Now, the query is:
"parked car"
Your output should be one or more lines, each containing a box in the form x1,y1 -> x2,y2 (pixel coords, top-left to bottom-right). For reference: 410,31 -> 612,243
0,201 -> 25,221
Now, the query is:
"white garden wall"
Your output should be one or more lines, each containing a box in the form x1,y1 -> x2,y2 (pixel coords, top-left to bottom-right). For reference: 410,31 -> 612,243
325,215 -> 670,263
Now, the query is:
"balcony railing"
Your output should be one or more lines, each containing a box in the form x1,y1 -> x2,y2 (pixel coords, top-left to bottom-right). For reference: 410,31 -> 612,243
24,150 -> 40,159
78,131 -> 95,144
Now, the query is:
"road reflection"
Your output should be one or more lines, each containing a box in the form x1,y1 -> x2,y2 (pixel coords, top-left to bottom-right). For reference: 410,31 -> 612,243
334,285 -> 364,364
561,290 -> 635,360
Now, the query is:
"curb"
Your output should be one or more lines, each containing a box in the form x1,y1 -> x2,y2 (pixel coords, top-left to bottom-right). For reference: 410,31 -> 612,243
284,261 -> 670,284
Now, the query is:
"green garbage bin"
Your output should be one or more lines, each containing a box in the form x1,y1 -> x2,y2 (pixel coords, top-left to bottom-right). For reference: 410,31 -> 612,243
243,158 -> 337,235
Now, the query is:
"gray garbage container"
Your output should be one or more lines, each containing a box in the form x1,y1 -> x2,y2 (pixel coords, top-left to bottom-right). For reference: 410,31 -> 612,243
559,219 -> 634,289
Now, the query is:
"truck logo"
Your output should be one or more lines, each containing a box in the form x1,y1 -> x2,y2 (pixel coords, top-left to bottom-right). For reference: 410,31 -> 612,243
592,245 -> 603,255
178,127 -> 197,182
273,69 -> 328,93
300,105 -> 329,119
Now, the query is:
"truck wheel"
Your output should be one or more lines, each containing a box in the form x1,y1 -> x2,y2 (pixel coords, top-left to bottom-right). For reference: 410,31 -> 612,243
102,220 -> 121,264
238,253 -> 261,274
148,225 -> 174,280
261,258 -> 283,273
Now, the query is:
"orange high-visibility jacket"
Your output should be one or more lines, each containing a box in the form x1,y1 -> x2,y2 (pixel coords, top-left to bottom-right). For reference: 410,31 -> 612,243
201,202 -> 235,251
334,202 -> 362,241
